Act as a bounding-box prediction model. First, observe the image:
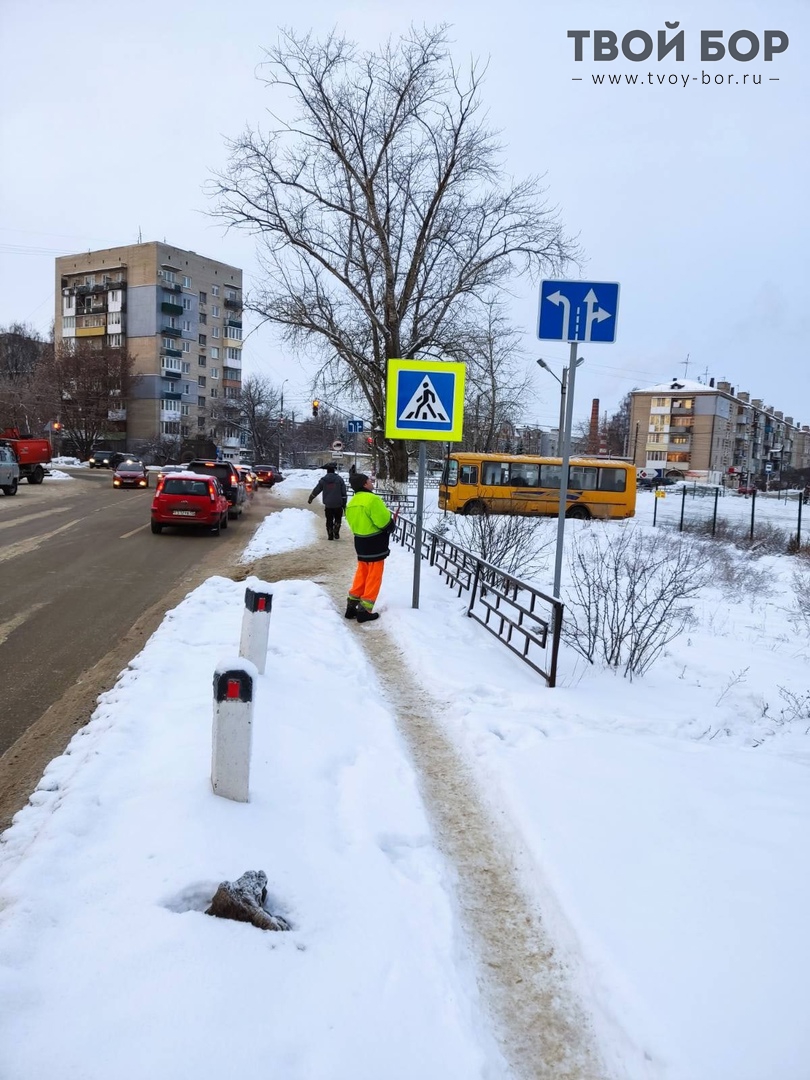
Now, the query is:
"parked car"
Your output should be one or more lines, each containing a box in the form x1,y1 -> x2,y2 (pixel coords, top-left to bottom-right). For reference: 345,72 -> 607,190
0,444 -> 20,496
113,460 -> 149,489
183,460 -> 247,518
736,484 -> 758,495
254,464 -> 285,488
638,475 -> 679,491
150,472 -> 230,534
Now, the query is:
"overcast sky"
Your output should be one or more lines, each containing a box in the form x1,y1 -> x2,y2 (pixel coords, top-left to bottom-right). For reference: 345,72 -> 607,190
0,0 -> 806,430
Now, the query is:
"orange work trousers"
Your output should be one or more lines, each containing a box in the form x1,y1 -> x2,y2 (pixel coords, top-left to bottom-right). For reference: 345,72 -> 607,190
349,560 -> 385,610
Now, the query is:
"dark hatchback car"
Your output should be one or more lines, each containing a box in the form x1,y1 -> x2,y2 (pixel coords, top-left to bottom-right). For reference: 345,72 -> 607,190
184,460 -> 246,518
113,460 -> 149,489
254,465 -> 285,488
88,448 -> 126,469
638,475 -> 679,491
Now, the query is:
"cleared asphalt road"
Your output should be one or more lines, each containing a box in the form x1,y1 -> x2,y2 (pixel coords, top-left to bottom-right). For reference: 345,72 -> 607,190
0,468 -> 264,828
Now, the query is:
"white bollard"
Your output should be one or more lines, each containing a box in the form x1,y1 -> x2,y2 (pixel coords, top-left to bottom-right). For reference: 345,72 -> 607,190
211,662 -> 257,802
239,587 -> 273,675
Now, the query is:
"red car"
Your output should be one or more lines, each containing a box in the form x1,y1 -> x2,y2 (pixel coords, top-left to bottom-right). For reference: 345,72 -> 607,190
113,460 -> 149,489
151,471 -> 230,535
254,464 -> 284,488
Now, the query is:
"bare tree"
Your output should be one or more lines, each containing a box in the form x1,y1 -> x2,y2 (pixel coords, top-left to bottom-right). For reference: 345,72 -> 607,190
0,323 -> 48,434
461,301 -> 531,451
39,341 -> 138,461
210,25 -> 578,480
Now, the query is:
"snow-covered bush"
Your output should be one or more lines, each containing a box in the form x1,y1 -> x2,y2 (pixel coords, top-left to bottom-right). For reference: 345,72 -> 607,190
562,526 -> 711,678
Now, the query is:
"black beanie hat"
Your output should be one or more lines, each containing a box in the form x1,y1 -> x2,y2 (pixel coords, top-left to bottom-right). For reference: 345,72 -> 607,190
325,463 -> 336,471
349,472 -> 369,492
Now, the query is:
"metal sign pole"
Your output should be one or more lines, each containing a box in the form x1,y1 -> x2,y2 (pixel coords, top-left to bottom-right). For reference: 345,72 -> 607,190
412,442 -> 426,609
552,342 -> 580,601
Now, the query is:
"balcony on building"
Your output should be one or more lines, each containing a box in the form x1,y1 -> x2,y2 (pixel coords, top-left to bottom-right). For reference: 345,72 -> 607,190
161,346 -> 182,358
76,325 -> 105,337
225,317 -> 242,329
161,326 -> 182,339
222,436 -> 242,448
162,390 -> 182,401
162,360 -> 183,379
108,409 -> 127,422
223,296 -> 242,310
160,408 -> 182,422
161,300 -> 184,316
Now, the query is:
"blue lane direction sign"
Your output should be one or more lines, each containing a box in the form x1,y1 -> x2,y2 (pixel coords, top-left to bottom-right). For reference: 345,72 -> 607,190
385,359 -> 465,441
538,280 -> 620,343
347,419 -> 364,434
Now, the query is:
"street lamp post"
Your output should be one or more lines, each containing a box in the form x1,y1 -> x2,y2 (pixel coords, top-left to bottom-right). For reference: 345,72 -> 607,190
277,380 -> 288,468
537,358 -> 567,455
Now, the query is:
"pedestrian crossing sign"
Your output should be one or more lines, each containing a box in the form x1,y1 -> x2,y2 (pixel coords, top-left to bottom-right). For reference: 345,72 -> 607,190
385,359 -> 466,441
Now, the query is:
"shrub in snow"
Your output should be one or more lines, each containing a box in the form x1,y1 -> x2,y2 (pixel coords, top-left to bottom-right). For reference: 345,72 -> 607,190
444,513 -> 554,580
562,526 -> 711,678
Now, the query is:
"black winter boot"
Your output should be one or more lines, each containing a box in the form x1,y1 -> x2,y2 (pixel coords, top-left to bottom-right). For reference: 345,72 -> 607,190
345,599 -> 359,619
355,607 -> 380,623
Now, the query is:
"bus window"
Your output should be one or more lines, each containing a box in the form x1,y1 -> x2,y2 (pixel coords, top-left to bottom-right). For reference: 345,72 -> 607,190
510,463 -> 539,487
540,463 -> 562,488
598,468 -> 627,492
482,461 -> 510,485
443,459 -> 458,486
568,466 -> 598,491
459,464 -> 478,485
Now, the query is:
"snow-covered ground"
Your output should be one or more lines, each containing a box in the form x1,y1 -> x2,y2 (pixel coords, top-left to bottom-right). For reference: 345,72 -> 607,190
1,469 -> 809,1079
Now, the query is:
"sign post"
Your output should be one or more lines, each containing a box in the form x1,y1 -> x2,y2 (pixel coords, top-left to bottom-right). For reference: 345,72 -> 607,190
385,359 -> 466,608
537,280 -> 620,603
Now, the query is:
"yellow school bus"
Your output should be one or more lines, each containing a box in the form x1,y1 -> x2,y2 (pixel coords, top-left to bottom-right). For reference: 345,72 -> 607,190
438,453 -> 636,519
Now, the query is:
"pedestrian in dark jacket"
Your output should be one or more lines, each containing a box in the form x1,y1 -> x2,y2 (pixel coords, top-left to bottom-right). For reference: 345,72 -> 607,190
344,473 -> 395,623
308,464 -> 348,540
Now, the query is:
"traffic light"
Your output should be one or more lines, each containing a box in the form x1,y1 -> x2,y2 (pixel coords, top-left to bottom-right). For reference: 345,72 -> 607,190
366,436 -> 373,446
312,400 -> 319,417
53,422 -> 62,432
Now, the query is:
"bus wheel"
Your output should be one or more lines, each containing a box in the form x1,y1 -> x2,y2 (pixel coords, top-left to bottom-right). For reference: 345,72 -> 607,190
463,500 -> 487,516
567,505 -> 591,520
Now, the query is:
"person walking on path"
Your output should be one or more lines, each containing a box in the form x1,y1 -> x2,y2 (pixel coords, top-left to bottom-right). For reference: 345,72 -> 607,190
308,464 -> 347,540
344,473 -> 396,623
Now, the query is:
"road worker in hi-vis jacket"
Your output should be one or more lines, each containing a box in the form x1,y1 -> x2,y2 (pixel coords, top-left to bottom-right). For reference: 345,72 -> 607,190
344,473 -> 396,623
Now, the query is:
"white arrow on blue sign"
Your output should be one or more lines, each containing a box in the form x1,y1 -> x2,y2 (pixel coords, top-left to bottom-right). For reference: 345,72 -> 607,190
347,419 -> 364,433
537,280 -> 620,343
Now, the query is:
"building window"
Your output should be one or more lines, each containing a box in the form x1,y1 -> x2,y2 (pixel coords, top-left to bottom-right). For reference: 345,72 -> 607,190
226,347 -> 239,361
181,404 -> 189,416
210,387 -> 219,398
198,334 -> 206,346
198,357 -> 207,367
211,285 -> 220,296
160,270 -> 177,284
199,291 -> 207,304
109,290 -> 122,304
226,288 -> 237,301
197,416 -> 206,429
225,326 -> 242,340
181,364 -> 190,376
162,337 -> 176,349
652,396 -> 670,408
183,382 -> 191,393
212,305 -> 220,317
210,367 -> 219,379
210,347 -> 219,359
212,326 -> 220,338
63,316 -> 76,329
198,376 -> 206,387
183,297 -> 192,310
183,276 -> 191,288
107,334 -> 122,347
198,396 -> 206,408
181,340 -> 190,353
108,311 -> 121,326
199,313 -> 207,325
183,320 -> 192,332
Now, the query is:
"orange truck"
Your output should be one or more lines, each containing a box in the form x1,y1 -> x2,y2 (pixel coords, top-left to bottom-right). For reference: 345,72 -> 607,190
0,428 -> 51,485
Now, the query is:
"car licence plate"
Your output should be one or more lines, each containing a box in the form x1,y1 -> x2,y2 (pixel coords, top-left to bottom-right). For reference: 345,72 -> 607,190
172,510 -> 196,516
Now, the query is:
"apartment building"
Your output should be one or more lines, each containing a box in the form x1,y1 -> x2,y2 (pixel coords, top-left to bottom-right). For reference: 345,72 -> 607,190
630,378 -> 810,485
54,242 -> 244,459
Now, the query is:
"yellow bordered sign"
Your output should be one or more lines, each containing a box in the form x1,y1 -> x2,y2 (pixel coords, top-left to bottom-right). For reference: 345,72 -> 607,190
385,359 -> 466,441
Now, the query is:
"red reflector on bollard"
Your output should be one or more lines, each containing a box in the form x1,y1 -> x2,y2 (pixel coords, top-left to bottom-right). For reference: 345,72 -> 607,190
257,597 -> 266,611
226,679 -> 241,700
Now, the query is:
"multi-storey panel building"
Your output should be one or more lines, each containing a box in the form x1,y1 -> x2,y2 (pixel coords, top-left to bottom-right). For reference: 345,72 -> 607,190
630,378 -> 806,486
55,242 -> 243,459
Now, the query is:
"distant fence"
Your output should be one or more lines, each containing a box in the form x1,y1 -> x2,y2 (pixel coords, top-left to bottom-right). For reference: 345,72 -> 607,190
392,514 -> 563,687
649,485 -> 807,546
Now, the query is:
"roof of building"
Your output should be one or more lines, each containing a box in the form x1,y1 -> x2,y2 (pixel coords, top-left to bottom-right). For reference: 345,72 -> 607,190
635,379 -> 717,395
